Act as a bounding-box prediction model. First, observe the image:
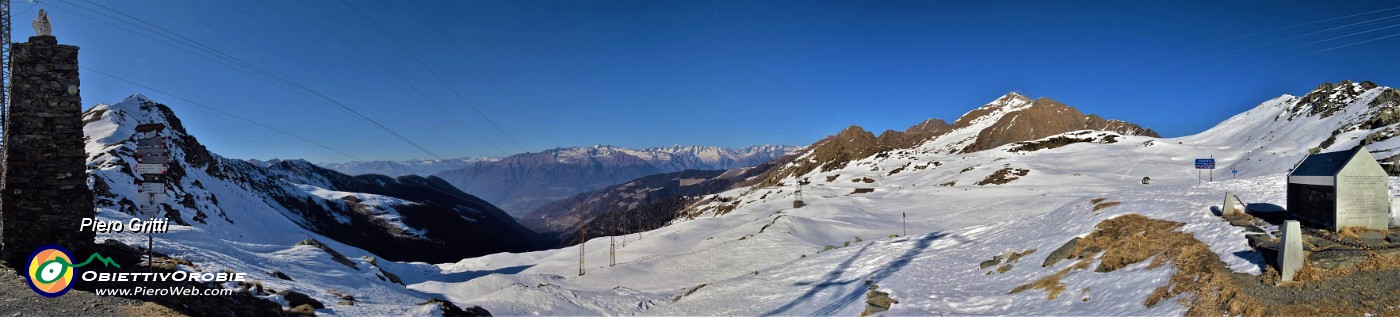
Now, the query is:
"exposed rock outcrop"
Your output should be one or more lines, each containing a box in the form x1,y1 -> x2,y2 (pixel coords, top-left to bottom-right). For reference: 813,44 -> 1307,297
960,97 -> 1158,153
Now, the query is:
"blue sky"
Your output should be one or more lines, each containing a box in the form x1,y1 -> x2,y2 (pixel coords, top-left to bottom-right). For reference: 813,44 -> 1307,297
23,0 -> 1400,162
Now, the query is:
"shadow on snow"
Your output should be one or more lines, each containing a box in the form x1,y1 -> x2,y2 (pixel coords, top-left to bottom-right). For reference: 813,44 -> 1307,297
763,232 -> 948,316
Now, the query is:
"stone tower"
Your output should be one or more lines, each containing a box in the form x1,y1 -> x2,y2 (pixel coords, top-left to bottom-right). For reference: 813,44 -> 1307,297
0,34 -> 89,265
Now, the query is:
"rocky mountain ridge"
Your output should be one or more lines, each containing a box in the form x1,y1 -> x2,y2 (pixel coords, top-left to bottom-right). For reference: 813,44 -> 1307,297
84,94 -> 547,263
757,92 -> 1158,186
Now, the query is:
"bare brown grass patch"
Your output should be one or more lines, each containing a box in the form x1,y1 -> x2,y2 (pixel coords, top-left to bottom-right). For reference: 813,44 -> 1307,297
1019,214 -> 1263,317
1009,267 -> 1070,300
1338,226 -> 1384,240
1091,201 -> 1121,212
119,303 -> 187,317
1022,214 -> 1400,316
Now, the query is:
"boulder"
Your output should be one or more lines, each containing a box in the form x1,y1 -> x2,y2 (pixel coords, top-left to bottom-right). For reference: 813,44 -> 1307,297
417,298 -> 492,317
1245,233 -> 1274,249
979,256 -> 1003,269
288,304 -> 317,316
1358,231 -> 1387,245
860,284 -> 898,317
279,290 -> 325,310
1042,237 -> 1080,267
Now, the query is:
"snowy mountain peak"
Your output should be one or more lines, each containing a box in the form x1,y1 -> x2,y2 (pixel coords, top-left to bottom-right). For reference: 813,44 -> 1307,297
124,92 -> 153,103
998,90 -> 1032,104
951,93 -> 1035,129
1285,80 -> 1387,120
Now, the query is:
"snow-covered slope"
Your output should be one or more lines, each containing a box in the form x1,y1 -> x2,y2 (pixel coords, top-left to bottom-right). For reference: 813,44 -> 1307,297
83,94 -> 546,315
405,82 -> 1400,315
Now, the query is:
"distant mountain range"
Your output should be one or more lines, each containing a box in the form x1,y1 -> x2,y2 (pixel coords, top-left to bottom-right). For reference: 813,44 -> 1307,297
521,90 -> 1165,246
428,145 -> 799,217
316,157 -> 498,178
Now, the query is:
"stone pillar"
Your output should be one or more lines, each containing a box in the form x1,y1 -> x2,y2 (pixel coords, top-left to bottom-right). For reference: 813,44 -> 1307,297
0,35 -> 89,266
1221,191 -> 1238,216
1278,220 -> 1303,282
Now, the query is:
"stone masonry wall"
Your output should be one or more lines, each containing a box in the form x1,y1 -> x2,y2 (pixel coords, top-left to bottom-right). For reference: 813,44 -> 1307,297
0,35 -> 90,265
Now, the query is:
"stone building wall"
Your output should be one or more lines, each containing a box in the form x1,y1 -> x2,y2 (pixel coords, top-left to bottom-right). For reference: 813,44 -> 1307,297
0,35 -> 89,265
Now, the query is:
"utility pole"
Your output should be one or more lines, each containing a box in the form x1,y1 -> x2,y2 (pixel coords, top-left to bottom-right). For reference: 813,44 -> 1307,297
793,181 -> 805,208
609,207 -> 616,267
577,205 -> 585,276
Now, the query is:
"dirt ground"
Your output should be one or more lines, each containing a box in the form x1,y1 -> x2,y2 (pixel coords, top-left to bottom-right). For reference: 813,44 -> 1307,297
0,263 -> 149,316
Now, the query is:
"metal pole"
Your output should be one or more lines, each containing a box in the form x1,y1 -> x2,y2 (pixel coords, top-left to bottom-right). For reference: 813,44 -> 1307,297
1,0 -> 11,149
578,225 -> 584,276
609,208 -> 616,267
902,212 -> 906,237
147,194 -> 153,273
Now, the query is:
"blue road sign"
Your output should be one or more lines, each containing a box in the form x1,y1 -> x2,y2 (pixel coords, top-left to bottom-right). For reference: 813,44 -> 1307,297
1195,158 -> 1215,169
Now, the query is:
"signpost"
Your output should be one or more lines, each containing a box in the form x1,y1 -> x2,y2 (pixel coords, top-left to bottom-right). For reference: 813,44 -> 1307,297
1195,158 -> 1216,185
138,182 -> 163,193
134,163 -> 166,175
133,123 -> 167,272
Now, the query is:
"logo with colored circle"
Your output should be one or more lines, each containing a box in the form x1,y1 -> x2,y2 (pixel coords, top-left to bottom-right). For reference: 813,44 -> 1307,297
26,245 -> 75,298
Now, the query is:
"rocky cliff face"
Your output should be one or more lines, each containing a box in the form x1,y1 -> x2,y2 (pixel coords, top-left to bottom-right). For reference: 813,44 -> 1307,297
960,97 -> 1159,153
758,126 -> 882,186
432,145 -> 797,217
84,95 -> 546,263
877,118 -> 953,149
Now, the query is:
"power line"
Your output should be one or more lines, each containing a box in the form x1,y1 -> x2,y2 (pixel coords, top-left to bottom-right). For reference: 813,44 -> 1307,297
15,1 -> 36,16
1267,22 -> 1400,54
1287,32 -> 1400,59
245,0 -> 513,157
1171,12 -> 1400,66
47,0 -> 448,160
337,0 -> 531,154
81,66 -> 362,161
1152,5 -> 1400,59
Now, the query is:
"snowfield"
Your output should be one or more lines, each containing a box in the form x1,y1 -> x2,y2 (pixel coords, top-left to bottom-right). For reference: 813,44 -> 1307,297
85,83 -> 1400,315
400,83 -> 1399,315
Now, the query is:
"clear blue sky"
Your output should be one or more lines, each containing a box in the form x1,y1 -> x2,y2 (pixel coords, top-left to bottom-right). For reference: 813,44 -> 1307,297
22,0 -> 1400,162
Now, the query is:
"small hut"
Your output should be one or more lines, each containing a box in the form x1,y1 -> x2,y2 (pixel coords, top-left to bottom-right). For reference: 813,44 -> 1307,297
1286,145 -> 1392,230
